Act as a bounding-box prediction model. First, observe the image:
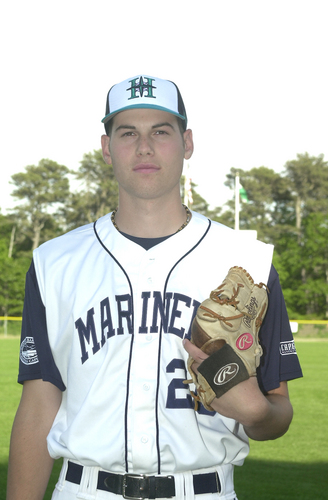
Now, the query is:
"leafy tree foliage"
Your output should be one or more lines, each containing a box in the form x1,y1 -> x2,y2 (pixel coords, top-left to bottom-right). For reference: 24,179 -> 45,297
221,166 -> 293,243
10,159 -> 70,250
62,150 -> 119,230
0,214 -> 30,318
284,152 -> 328,235
274,212 -> 328,318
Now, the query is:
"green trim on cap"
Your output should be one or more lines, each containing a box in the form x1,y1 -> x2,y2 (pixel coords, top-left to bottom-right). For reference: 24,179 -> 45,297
101,104 -> 187,124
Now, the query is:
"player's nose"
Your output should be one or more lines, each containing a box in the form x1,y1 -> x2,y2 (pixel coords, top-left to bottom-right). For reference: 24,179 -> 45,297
136,135 -> 154,156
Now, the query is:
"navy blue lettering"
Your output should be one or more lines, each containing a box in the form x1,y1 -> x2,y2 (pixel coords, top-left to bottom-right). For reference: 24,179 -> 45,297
166,358 -> 193,409
150,292 -> 172,333
75,292 -> 201,366
166,358 -> 216,414
100,297 -> 115,346
139,292 -> 151,333
185,299 -> 201,340
116,294 -> 133,335
196,398 -> 216,416
75,308 -> 100,364
168,293 -> 191,338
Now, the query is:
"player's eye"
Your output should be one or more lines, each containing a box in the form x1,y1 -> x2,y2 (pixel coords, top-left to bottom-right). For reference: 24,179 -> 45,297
154,130 -> 168,135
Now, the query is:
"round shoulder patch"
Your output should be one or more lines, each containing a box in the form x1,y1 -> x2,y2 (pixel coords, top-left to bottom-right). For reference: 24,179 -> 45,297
20,337 -> 39,365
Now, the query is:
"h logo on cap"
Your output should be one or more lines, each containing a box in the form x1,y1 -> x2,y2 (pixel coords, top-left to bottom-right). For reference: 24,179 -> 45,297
127,76 -> 156,100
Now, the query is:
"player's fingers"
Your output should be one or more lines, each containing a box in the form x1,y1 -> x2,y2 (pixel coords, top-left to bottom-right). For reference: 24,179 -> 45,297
183,339 -> 209,363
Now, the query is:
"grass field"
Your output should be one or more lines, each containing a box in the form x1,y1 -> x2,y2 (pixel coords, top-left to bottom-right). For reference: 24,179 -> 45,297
1,338 -> 327,499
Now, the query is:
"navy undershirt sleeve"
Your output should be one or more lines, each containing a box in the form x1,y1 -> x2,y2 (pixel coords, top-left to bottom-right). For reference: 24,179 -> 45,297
18,260 -> 66,391
256,265 -> 303,393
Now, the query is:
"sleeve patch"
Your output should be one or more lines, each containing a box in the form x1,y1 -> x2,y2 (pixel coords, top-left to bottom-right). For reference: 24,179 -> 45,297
279,340 -> 297,356
20,337 -> 39,365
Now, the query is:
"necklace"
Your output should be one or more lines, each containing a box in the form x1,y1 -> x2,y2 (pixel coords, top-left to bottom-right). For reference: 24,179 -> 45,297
111,204 -> 192,234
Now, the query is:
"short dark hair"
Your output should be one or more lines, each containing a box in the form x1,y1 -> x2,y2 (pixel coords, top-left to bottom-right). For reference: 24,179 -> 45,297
104,120 -> 112,137
104,116 -> 186,137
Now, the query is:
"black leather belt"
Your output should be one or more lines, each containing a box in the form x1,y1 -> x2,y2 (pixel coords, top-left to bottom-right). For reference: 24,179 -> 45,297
66,461 -> 221,499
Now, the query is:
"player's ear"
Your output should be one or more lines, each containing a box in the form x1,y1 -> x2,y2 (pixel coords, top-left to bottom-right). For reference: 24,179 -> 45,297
183,129 -> 194,160
101,135 -> 112,165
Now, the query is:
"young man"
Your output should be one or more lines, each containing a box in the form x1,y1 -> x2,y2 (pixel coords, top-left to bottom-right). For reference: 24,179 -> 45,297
7,75 -> 302,500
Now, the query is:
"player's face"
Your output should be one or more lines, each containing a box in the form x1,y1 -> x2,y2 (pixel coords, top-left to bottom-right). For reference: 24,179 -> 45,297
101,109 -> 193,203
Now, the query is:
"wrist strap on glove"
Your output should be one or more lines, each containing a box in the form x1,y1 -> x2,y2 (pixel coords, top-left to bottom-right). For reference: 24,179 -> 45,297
198,344 -> 250,399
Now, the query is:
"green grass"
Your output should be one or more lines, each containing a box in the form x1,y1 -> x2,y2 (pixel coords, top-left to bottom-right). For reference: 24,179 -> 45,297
1,339 -> 327,499
235,341 -> 328,499
0,338 -> 21,498
0,320 -> 22,337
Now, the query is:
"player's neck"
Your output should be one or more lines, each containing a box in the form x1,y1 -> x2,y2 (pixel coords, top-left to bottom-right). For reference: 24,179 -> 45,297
113,197 -> 191,238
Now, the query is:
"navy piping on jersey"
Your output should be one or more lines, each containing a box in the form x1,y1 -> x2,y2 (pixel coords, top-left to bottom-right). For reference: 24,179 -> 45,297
93,220 -> 135,473
93,218 -> 211,475
155,219 -> 212,474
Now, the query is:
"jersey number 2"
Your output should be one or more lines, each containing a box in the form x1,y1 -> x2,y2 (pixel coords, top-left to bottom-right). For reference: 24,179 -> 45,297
165,358 -> 215,416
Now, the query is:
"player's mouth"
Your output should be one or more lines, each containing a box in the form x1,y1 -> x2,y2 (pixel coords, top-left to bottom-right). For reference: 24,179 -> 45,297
133,163 -> 160,173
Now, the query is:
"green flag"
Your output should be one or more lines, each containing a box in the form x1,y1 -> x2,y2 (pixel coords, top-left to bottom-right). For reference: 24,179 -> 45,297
239,186 -> 248,203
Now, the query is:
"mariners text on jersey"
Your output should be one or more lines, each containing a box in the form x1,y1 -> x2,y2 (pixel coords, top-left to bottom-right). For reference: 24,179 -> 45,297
75,291 -> 200,364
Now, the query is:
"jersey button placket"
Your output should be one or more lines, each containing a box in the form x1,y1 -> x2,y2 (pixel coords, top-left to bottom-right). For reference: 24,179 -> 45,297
146,256 -> 155,287
129,255 -> 159,471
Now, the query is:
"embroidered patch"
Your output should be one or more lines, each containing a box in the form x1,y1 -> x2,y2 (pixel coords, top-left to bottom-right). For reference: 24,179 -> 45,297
214,363 -> 240,385
20,337 -> 39,365
280,340 -> 297,356
236,333 -> 254,350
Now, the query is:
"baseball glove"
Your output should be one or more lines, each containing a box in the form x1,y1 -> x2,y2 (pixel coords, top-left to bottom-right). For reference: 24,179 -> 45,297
184,266 -> 269,411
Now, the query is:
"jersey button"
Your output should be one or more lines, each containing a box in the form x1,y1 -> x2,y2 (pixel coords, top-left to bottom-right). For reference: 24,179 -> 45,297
141,435 -> 149,444
143,383 -> 150,391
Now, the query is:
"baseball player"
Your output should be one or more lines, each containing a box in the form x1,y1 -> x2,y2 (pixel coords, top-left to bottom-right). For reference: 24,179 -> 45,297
7,75 -> 302,500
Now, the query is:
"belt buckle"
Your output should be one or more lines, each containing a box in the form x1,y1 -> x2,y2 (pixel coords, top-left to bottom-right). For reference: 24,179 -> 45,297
123,473 -> 147,500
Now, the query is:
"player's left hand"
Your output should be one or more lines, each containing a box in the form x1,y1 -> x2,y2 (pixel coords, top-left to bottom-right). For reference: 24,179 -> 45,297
183,338 -> 268,423
183,338 -> 293,441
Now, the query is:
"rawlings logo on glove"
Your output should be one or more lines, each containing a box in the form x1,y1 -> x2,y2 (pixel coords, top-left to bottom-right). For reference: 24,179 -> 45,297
184,266 -> 269,411
214,363 -> 240,385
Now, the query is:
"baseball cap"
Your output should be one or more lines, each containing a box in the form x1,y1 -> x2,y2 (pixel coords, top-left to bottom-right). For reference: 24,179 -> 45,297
102,75 -> 187,129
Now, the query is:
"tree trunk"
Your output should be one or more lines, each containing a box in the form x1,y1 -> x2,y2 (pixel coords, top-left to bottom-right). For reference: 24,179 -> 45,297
295,195 -> 302,243
8,225 -> 16,258
32,221 -> 44,250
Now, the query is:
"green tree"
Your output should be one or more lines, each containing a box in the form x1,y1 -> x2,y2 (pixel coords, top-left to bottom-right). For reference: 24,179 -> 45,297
62,150 -> 119,230
0,214 -> 30,324
10,159 -> 70,250
281,153 -> 328,316
274,213 -> 328,318
220,166 -> 293,243
283,152 -> 328,237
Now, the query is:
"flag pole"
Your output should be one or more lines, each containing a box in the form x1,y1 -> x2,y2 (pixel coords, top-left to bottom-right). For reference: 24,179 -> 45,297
235,171 -> 240,230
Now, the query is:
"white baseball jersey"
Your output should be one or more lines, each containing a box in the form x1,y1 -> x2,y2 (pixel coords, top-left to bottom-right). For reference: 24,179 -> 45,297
20,211 -> 301,476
